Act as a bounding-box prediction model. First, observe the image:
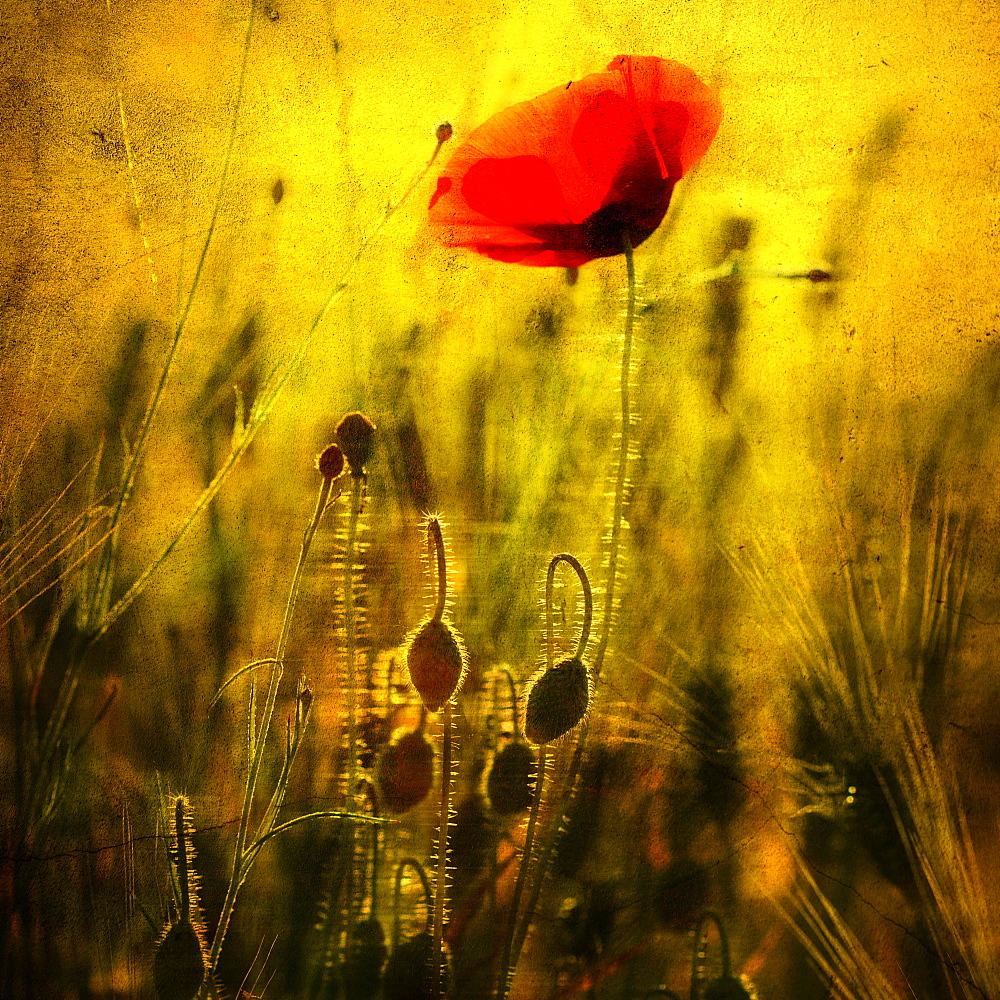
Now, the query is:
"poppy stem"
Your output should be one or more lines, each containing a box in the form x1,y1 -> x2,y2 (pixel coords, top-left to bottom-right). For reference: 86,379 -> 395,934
593,232 -> 635,680
495,743 -> 546,1000
508,233 -> 637,974
432,701 -> 453,998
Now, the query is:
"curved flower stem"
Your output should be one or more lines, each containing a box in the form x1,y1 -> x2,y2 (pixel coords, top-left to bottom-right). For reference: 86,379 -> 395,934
544,553 -> 593,667
510,235 -> 636,972
495,742 -> 546,1000
428,517 -> 448,622
432,701 -> 453,998
208,473 -> 334,975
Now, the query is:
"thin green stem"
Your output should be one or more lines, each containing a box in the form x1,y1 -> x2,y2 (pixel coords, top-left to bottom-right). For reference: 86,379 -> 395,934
511,237 -> 636,969
91,0 -> 258,626
432,702 -> 453,998
208,473 -> 333,975
248,810 -> 387,853
87,123 -> 445,649
495,743 -> 546,1000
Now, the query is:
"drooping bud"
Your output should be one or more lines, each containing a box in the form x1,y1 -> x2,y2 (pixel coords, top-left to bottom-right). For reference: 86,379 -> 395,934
487,741 -> 536,815
375,728 -> 434,814
316,442 -> 345,480
406,618 -> 466,713
336,411 -> 376,477
523,657 -> 590,745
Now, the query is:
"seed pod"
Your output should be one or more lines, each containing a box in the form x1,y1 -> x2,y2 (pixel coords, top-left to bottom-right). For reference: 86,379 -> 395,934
487,740 -> 536,815
343,916 -> 388,1000
153,919 -> 206,1000
336,411 -> 376,477
702,976 -> 754,1000
651,857 -> 710,931
375,729 -> 434,814
524,657 -> 590,745
406,618 -> 466,713
382,931 -> 449,1000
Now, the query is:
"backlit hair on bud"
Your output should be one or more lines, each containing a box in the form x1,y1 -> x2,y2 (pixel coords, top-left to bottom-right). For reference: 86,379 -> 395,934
523,554 -> 593,746
405,518 -> 467,713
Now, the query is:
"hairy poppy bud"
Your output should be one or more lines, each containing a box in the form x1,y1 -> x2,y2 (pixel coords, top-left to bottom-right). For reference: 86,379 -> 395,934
343,916 -> 388,1000
406,618 -> 466,713
153,920 -> 206,1000
336,412 -> 376,477
487,740 -> 537,815
703,977 -> 754,1000
375,729 -> 434,814
436,122 -> 453,144
316,442 -> 345,480
524,657 -> 590,745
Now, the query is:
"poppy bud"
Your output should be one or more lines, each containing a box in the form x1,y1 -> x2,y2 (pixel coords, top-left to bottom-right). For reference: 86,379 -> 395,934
382,931 -> 449,1000
436,122 -> 453,144
702,976 -> 754,1000
487,740 -> 537,815
336,412 -> 376,477
523,657 -> 590,745
343,916 -> 388,1000
651,857 -> 710,931
375,729 -> 434,814
153,919 -> 206,1000
316,442 -> 345,480
406,618 -> 466,714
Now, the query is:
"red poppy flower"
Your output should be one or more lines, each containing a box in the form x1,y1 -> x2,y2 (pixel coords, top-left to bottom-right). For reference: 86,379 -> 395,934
428,55 -> 721,267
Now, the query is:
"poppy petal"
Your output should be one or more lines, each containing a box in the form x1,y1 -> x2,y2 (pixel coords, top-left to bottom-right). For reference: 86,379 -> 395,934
461,155 -> 573,227
428,55 -> 721,268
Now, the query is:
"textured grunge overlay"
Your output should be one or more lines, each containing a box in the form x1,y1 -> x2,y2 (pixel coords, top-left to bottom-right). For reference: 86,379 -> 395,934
2,2 -> 999,999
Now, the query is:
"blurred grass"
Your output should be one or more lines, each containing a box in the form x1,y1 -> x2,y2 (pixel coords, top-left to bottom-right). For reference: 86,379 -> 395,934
2,0 -> 1000,998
